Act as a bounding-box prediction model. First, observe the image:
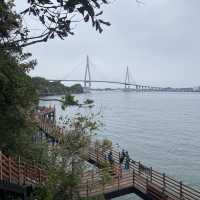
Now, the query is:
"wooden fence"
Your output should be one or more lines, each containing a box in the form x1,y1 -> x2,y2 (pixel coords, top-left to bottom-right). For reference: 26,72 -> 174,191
78,145 -> 200,200
34,111 -> 200,200
0,151 -> 47,186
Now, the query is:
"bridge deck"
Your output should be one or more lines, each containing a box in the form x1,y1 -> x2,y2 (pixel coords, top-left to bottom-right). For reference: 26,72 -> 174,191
47,79 -> 163,90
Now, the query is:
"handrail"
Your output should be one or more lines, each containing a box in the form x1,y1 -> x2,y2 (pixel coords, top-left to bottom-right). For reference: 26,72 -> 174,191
84,145 -> 200,200
0,151 -> 47,186
34,109 -> 200,200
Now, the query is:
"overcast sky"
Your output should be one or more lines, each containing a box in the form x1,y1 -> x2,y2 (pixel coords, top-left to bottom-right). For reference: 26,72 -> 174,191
17,0 -> 200,88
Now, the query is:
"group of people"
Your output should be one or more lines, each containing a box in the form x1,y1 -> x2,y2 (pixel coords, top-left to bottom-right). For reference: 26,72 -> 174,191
106,149 -> 130,170
104,149 -> 131,178
119,149 -> 130,170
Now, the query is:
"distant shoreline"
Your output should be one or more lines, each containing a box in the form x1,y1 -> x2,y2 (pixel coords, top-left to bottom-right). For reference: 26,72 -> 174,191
39,91 -> 83,97
32,77 -> 84,96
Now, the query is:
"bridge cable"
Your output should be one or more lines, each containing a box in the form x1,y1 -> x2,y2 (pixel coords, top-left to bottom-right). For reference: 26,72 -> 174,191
61,62 -> 84,80
89,60 -> 111,81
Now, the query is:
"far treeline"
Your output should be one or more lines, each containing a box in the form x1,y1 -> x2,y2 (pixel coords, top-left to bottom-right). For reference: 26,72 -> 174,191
32,77 -> 83,96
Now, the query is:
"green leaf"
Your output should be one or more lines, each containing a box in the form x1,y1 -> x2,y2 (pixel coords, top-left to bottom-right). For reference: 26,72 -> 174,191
99,19 -> 111,26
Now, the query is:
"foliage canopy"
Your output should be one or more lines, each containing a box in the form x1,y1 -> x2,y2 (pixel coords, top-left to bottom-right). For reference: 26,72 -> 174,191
1,0 -> 111,50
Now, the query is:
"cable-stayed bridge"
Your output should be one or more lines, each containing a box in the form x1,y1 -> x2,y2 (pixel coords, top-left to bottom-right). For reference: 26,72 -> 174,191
47,55 -> 164,92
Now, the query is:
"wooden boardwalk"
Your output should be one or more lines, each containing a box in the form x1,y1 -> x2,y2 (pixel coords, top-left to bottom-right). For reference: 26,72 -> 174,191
1,143 -> 200,200
0,152 -> 47,186
35,108 -> 200,200
0,151 -> 47,199
78,145 -> 200,200
0,107 -> 200,200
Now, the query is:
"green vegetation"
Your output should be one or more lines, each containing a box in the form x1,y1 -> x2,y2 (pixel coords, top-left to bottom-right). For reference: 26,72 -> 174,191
32,77 -> 83,96
0,51 -> 40,158
29,111 -> 101,200
0,0 -> 111,199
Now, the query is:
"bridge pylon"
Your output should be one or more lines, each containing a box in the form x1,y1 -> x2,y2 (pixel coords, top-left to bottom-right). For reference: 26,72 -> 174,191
124,66 -> 131,91
84,55 -> 91,92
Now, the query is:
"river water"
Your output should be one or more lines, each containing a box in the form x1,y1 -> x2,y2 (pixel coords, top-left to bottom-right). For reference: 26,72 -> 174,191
40,91 -> 200,200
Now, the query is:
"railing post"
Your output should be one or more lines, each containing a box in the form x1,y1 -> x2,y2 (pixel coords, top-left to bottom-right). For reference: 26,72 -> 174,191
18,156 -> 21,184
163,173 -> 166,192
96,146 -> 99,163
118,174 -> 120,191
86,179 -> 89,197
150,167 -> 152,182
139,161 -> 141,175
8,156 -> 11,183
24,163 -> 27,184
180,181 -> 183,199
0,151 -> 2,180
133,169 -> 135,185
146,177 -> 149,191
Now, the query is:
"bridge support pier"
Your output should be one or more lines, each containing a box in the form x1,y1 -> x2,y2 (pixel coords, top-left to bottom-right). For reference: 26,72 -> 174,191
84,55 -> 92,92
124,66 -> 131,91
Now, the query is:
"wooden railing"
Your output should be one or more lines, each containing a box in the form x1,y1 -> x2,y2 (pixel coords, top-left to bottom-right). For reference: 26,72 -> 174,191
0,151 -> 47,186
78,145 -> 200,200
34,109 -> 200,200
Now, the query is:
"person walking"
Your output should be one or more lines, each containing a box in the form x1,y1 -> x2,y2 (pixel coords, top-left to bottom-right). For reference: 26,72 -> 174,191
124,156 -> 130,170
122,149 -> 126,158
119,149 -> 126,164
125,151 -> 129,160
108,151 -> 114,165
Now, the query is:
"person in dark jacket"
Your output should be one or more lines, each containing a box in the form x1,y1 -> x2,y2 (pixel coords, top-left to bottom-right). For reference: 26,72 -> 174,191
108,151 -> 114,165
119,149 -> 126,164
124,157 -> 130,170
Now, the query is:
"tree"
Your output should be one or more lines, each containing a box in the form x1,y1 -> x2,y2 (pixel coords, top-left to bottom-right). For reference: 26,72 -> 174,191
0,0 -> 104,158
1,0 -> 111,50
0,50 -> 39,156
0,1 -> 50,161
